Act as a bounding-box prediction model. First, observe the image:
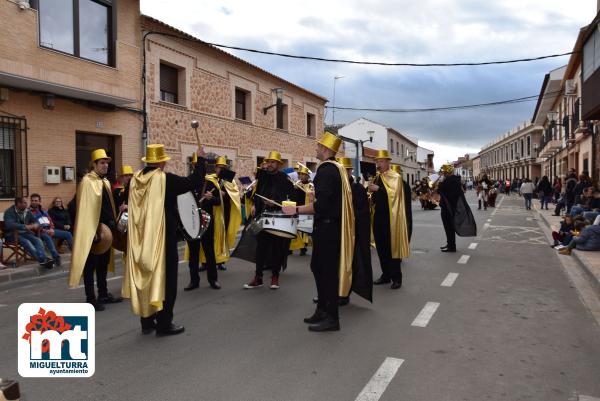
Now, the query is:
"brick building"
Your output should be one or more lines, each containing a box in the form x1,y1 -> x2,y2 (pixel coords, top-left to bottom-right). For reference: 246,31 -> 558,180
141,16 -> 327,178
0,0 -> 143,211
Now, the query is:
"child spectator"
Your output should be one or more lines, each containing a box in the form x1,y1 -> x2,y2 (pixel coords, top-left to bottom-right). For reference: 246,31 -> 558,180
551,215 -> 575,248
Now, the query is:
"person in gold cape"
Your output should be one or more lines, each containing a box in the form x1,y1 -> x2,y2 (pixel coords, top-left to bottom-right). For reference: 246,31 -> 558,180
214,156 -> 241,271
289,166 -> 313,255
123,143 -> 206,336
112,165 -> 134,213
69,148 -> 122,312
282,132 -> 354,332
368,151 -> 411,290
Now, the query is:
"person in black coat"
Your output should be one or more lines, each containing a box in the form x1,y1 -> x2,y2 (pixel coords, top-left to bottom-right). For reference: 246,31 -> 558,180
49,197 -> 72,232
112,165 -> 133,213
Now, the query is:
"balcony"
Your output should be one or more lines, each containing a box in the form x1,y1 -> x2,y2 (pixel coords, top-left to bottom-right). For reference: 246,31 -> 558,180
538,139 -> 562,158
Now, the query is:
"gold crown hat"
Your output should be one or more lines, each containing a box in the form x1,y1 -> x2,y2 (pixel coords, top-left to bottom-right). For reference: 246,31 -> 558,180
141,144 -> 171,163
91,149 -> 112,163
318,131 -> 342,152
297,166 -> 310,175
391,164 -> 402,173
215,156 -> 228,167
264,151 -> 283,163
375,149 -> 392,160
338,157 -> 354,169
440,163 -> 454,174
120,165 -> 134,176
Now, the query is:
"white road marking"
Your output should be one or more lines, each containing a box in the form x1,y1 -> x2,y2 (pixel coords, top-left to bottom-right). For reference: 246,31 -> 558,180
579,396 -> 600,401
457,255 -> 470,264
411,302 -> 440,327
354,357 -> 405,401
486,219 -> 492,222
483,223 -> 490,230
0,304 -> 7,308
468,242 -> 478,250
72,275 -> 123,289
441,273 -> 459,287
490,195 -> 505,216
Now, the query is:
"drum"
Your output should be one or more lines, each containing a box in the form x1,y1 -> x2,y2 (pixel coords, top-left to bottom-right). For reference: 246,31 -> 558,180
176,191 -> 211,240
117,211 -> 128,233
111,211 -> 128,252
297,214 -> 313,234
258,211 -> 298,239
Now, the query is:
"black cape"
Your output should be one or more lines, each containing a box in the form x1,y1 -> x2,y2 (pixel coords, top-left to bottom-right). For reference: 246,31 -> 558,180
350,181 -> 373,302
439,175 -> 476,237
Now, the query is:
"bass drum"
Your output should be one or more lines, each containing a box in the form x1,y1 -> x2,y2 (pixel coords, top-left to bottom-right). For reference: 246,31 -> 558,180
176,191 -> 211,240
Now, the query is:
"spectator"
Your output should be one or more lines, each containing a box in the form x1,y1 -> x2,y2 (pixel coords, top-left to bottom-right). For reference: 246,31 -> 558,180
536,176 -> 553,210
48,197 -> 72,233
564,168 -> 578,213
570,186 -> 594,217
551,215 -> 575,248
582,189 -> 600,223
505,179 -> 511,195
3,197 -> 54,268
553,178 -> 562,202
519,178 -> 535,210
573,172 -> 593,201
559,221 -> 600,255
29,193 -> 71,266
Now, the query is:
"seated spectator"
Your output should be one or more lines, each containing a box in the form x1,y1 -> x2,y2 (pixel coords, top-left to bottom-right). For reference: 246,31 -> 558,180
582,189 -> 600,223
30,193 -> 71,266
48,197 -> 72,233
570,186 -> 594,217
559,220 -> 600,255
3,197 -> 54,268
551,215 -> 575,248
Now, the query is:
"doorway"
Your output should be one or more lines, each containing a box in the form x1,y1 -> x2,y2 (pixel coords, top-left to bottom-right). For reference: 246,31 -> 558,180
76,132 -> 116,184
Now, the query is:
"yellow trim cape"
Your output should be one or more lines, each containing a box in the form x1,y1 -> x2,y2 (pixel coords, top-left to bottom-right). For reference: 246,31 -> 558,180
290,181 -> 314,251
375,170 -> 410,259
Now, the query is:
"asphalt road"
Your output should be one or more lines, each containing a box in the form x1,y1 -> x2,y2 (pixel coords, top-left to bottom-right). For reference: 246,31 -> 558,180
1,192 -> 600,401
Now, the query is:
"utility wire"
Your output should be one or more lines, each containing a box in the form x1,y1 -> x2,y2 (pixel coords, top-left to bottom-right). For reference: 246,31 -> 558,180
206,42 -> 575,67
325,90 -> 562,113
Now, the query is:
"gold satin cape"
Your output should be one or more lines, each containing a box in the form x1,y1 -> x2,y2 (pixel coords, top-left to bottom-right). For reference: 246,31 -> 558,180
375,170 -> 411,259
68,172 -> 116,287
222,180 -> 242,252
183,174 -> 230,264
290,181 -> 314,251
122,169 -> 167,317
321,161 -> 355,297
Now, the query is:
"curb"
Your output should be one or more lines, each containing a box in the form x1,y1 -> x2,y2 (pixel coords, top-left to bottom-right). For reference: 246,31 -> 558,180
534,206 -> 600,296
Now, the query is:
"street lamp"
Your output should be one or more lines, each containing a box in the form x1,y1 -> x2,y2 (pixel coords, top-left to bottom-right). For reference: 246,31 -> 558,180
331,75 -> 345,125
263,88 -> 284,114
339,130 -> 374,180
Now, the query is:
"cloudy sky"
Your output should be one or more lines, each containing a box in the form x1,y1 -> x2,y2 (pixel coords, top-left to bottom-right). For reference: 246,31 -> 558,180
141,0 -> 597,165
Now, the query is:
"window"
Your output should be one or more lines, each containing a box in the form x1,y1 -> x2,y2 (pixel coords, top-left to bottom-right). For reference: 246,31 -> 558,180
527,136 -> 531,156
0,116 -> 28,199
235,89 -> 248,120
390,139 -> 394,153
397,142 -> 400,155
583,26 -> 600,81
35,0 -> 114,66
276,104 -> 288,130
306,113 -> 316,137
160,63 -> 179,104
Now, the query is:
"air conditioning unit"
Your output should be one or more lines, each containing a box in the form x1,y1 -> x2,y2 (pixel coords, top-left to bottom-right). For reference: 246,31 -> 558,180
565,79 -> 577,95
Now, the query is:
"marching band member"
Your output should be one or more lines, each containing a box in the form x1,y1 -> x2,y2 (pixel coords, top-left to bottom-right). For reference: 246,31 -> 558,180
123,144 -> 206,336
368,151 -> 411,290
215,156 -> 242,270
289,165 -> 313,255
244,151 -> 293,290
69,149 -> 121,311
113,165 -> 133,213
283,132 -> 354,331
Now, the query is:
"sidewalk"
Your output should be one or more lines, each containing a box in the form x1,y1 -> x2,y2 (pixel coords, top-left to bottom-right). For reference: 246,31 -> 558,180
0,252 -> 75,289
534,203 -> 600,295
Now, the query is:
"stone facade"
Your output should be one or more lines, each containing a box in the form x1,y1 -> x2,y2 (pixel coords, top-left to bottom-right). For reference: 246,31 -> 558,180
142,16 -> 326,179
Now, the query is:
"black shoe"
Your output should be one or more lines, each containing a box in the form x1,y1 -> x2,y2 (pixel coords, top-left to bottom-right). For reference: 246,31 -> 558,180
300,248 -> 307,256
217,264 -> 227,271
440,245 -> 449,250
184,282 -> 200,291
308,317 -> 340,332
338,296 -> 350,306
89,300 -> 105,312
156,323 -> 185,337
41,259 -> 54,269
391,281 -> 402,289
312,297 -> 319,304
141,322 -> 156,335
441,247 -> 456,253
209,281 -> 221,290
98,293 -> 123,304
303,309 -> 327,324
373,276 -> 391,285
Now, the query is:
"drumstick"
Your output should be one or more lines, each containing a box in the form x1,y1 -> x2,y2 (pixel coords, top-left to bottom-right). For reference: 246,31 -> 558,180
253,193 -> 283,208
288,176 -> 309,193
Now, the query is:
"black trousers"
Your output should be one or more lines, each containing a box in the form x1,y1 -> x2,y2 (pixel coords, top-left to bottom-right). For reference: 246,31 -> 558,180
373,223 -> 402,282
187,222 -> 218,284
154,234 -> 180,330
311,222 -> 340,320
255,232 -> 288,277
83,250 -> 110,302
441,210 -> 456,248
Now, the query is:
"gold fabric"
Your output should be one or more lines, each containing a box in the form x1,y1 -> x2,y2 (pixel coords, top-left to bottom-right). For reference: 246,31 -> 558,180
122,168 -> 167,317
377,170 -> 410,259
391,164 -> 402,174
215,156 -> 228,167
68,172 -> 116,287
141,144 -> 170,163
337,157 -> 353,169
264,151 -> 283,163
321,161 -> 355,297
289,181 -> 314,251
318,132 -> 342,152
223,180 -> 242,251
91,149 -> 111,163
120,165 -> 134,176
375,149 -> 391,160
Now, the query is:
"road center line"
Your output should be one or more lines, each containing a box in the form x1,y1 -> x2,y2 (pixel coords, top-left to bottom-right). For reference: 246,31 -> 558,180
468,242 -> 478,250
579,396 -> 600,401
441,273 -> 459,287
411,302 -> 440,327
486,219 -> 492,222
354,357 -> 405,401
457,255 -> 470,264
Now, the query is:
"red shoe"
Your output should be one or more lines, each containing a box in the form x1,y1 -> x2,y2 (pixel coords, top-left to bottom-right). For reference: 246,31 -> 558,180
270,275 -> 280,290
243,276 -> 263,289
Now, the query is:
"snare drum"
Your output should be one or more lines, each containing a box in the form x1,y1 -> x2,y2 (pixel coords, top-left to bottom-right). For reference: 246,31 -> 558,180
176,191 -> 211,240
297,214 -> 313,234
258,211 -> 298,239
